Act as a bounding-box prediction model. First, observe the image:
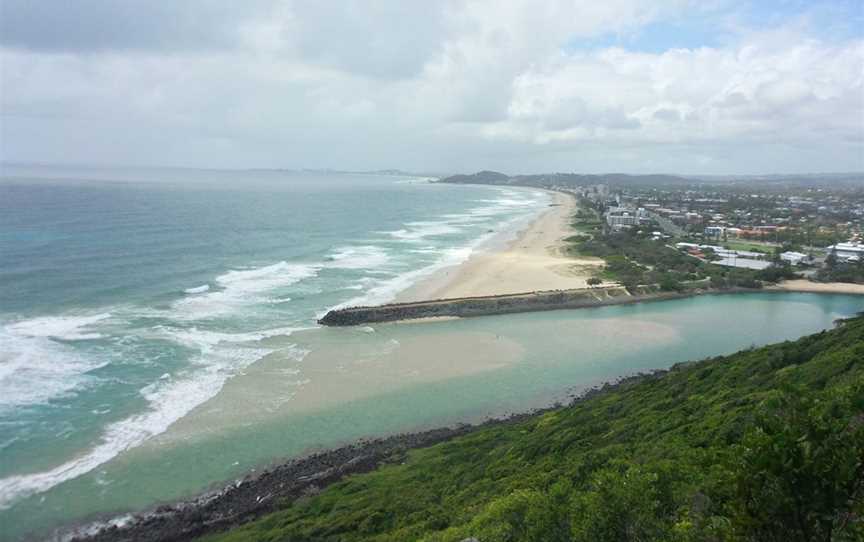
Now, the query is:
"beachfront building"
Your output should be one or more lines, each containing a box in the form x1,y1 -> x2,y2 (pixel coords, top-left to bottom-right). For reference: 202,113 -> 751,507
676,242 -> 771,270
605,207 -> 649,229
780,251 -> 810,266
827,242 -> 864,262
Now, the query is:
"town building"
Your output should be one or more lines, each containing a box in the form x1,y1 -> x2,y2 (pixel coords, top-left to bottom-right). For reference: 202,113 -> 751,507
780,251 -> 809,266
704,226 -> 725,238
605,207 -> 649,229
827,242 -> 864,262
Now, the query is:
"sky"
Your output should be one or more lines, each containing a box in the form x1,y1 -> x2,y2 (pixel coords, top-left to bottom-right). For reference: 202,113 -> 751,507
0,0 -> 862,175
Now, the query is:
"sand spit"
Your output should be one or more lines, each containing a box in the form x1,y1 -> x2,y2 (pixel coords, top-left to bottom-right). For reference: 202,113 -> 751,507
769,279 -> 864,295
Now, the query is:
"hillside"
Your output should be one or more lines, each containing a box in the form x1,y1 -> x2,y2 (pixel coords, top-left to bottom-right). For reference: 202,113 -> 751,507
205,316 -> 864,541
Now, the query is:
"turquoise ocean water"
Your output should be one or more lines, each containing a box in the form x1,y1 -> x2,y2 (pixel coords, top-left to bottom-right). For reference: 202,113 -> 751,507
0,166 -> 861,540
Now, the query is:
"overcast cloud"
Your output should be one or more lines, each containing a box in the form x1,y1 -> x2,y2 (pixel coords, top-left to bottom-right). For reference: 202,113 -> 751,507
1,0 -> 862,174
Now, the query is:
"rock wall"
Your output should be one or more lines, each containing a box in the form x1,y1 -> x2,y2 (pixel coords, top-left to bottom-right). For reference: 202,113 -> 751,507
317,285 -> 696,326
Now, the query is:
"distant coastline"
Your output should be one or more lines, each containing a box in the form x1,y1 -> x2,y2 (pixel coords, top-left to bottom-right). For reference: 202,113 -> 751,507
323,182 -> 864,326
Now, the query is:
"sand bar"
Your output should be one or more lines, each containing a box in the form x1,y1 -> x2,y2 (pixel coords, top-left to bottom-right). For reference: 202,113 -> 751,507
769,279 -> 864,295
397,190 -> 604,302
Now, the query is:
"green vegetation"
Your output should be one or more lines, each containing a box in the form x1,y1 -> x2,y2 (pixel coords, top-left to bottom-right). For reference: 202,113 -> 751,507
566,199 -> 799,291
206,317 -> 864,542
570,227 -> 771,291
566,206 -> 604,242
755,261 -> 799,283
818,252 -> 864,284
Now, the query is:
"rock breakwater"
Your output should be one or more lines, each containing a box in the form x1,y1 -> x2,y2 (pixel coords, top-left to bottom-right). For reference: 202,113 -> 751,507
318,285 -> 699,326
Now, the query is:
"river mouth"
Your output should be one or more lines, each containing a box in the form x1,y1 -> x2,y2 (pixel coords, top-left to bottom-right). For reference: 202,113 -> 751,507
5,291 -> 862,542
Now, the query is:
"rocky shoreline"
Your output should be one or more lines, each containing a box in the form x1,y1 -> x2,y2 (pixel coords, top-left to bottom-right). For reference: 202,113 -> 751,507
64,427 -> 473,542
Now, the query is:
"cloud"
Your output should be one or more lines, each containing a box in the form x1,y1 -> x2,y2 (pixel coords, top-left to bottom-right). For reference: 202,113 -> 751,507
491,34 -> 864,151
0,0 -> 270,52
282,1 -> 451,79
0,0 -> 862,174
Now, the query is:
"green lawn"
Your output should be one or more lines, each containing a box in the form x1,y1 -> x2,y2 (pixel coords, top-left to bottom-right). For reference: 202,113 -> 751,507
721,240 -> 778,254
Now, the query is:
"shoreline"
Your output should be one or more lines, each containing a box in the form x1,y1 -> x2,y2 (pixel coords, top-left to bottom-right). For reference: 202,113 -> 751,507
67,370 -> 666,542
395,189 -> 604,302
767,279 -> 864,295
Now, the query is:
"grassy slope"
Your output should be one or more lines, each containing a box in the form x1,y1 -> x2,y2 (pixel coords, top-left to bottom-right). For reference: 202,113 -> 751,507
207,318 -> 864,542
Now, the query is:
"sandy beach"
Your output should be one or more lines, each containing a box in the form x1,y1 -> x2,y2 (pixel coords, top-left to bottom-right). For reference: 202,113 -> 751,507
769,279 -> 864,295
397,190 -> 604,301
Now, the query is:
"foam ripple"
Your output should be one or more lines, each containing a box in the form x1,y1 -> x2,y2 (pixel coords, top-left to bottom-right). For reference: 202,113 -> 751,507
172,262 -> 319,320
6,313 -> 111,341
326,245 -> 390,269
183,284 -> 210,294
0,328 -> 107,411
0,313 -> 114,410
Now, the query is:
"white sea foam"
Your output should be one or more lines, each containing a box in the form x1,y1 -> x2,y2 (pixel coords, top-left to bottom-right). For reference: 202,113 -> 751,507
184,284 -> 210,294
0,328 -> 107,411
215,262 -> 319,294
0,325 -> 302,509
263,296 -> 292,304
0,314 -> 114,410
6,313 -> 111,341
329,244 -> 478,311
158,325 -> 302,349
327,188 -> 549,311
327,245 -> 390,269
61,513 -> 136,542
172,262 -> 319,319
385,221 -> 462,241
379,188 -> 545,245
0,186 -> 550,510
464,190 -> 548,220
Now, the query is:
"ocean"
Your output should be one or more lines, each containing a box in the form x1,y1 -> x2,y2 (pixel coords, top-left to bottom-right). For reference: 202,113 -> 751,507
0,166 -> 549,537
0,166 -> 861,541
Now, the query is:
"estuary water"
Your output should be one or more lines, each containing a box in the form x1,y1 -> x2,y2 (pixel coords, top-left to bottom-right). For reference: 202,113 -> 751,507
0,166 -> 861,540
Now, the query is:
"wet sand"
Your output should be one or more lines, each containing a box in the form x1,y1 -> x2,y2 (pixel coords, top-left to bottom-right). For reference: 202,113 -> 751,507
397,191 -> 605,301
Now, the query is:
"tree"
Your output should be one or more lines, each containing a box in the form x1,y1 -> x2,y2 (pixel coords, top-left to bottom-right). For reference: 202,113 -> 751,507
729,384 -> 864,542
587,277 -> 602,287
702,247 -> 721,262
658,273 -> 684,292
570,465 -> 672,542
826,247 -> 838,271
